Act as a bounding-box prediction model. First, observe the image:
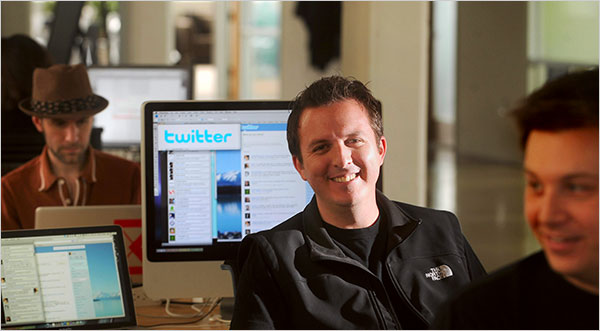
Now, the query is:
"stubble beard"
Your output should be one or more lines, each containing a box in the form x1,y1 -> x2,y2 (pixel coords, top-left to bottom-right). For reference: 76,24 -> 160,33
48,145 -> 87,166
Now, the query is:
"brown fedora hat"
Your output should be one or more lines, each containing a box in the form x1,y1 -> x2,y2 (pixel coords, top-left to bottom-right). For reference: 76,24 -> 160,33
18,63 -> 108,119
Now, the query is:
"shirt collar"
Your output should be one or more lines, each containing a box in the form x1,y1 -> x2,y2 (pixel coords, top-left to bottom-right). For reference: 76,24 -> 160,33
38,146 -> 97,192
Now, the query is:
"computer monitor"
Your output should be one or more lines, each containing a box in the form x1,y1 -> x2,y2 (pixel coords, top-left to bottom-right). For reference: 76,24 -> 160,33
141,101 -> 313,300
88,66 -> 193,147
1,225 -> 137,329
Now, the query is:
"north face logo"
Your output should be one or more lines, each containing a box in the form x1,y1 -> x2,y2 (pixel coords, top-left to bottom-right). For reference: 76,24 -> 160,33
425,264 -> 453,281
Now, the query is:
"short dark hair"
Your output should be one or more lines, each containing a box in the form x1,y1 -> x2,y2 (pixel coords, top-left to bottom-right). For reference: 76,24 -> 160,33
287,76 -> 383,163
511,68 -> 598,148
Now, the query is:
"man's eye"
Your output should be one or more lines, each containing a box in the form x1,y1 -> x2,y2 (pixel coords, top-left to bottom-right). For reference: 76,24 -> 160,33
565,182 -> 594,194
526,180 -> 542,193
312,145 -> 326,153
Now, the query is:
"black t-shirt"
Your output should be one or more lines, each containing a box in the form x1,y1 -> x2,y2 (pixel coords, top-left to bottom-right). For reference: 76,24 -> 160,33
322,216 -> 386,276
432,251 -> 599,330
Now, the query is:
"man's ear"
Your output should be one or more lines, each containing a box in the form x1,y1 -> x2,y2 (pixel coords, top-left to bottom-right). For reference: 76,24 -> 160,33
31,116 -> 44,133
292,155 -> 307,181
378,136 -> 387,166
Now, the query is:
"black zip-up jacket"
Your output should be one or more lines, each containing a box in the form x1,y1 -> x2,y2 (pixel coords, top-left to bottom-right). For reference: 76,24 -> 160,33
231,191 -> 486,329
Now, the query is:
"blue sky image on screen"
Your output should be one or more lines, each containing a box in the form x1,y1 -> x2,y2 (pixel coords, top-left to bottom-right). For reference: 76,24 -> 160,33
216,150 -> 242,239
85,243 -> 124,318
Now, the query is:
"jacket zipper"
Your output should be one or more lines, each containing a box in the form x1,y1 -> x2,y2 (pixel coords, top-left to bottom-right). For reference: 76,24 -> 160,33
372,276 -> 402,329
324,258 -> 401,329
366,284 -> 388,329
353,261 -> 403,329
385,261 -> 429,325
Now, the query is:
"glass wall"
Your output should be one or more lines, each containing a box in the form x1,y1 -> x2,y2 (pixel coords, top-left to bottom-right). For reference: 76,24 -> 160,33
527,1 -> 599,91
239,1 -> 282,99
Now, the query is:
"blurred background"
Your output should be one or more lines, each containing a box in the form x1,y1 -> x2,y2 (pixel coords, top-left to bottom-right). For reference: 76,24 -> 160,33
1,1 -> 598,272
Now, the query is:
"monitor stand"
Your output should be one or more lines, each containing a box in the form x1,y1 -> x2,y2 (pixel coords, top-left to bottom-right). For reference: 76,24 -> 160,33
220,260 -> 239,320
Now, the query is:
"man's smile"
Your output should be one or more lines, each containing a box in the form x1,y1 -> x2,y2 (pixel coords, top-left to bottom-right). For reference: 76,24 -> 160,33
331,173 -> 358,183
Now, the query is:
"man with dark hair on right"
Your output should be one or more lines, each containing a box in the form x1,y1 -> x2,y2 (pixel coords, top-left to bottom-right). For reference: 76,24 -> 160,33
432,68 -> 599,329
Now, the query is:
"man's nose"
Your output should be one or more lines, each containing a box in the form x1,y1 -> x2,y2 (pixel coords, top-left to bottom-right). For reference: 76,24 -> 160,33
537,189 -> 568,226
332,143 -> 352,168
64,123 -> 79,143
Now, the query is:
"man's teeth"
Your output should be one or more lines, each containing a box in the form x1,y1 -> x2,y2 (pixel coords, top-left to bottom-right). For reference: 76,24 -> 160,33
549,236 -> 575,243
332,174 -> 357,183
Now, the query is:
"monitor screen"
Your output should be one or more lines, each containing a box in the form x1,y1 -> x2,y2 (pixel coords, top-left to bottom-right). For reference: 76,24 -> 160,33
34,205 -> 143,286
143,101 -> 313,263
88,66 -> 192,146
1,226 -> 136,330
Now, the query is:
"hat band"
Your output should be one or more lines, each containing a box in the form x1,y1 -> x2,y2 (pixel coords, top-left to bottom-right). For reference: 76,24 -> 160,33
31,95 -> 104,116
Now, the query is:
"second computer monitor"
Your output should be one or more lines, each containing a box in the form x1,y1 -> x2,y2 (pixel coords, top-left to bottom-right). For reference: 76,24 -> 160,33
88,66 -> 192,147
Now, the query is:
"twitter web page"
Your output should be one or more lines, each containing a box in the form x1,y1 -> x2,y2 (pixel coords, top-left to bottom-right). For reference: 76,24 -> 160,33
1,233 -> 125,327
154,110 -> 313,246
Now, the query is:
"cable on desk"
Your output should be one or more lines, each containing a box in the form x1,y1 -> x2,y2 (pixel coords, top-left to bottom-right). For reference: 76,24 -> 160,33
136,298 -> 222,328
212,316 -> 232,324
165,297 -> 221,318
165,299 -> 197,305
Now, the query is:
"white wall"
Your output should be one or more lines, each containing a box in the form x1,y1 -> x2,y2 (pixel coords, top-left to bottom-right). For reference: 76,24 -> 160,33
119,2 -> 174,65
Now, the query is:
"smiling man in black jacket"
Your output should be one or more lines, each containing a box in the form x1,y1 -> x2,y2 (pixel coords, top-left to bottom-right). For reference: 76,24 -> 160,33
231,76 -> 486,329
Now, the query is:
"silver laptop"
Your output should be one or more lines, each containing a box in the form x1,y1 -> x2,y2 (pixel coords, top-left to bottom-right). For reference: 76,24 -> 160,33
1,225 -> 137,329
35,205 -> 142,285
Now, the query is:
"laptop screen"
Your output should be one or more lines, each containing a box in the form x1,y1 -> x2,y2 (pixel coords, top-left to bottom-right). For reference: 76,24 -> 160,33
34,205 -> 143,286
1,226 -> 136,329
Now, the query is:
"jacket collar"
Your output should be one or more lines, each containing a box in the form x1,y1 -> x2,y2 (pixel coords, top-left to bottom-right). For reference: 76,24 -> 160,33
302,190 -> 421,263
376,191 -> 422,251
302,196 -> 348,261
38,146 -> 97,192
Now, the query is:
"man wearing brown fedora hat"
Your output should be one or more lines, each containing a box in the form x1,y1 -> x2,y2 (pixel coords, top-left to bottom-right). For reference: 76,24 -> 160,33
1,64 -> 141,230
